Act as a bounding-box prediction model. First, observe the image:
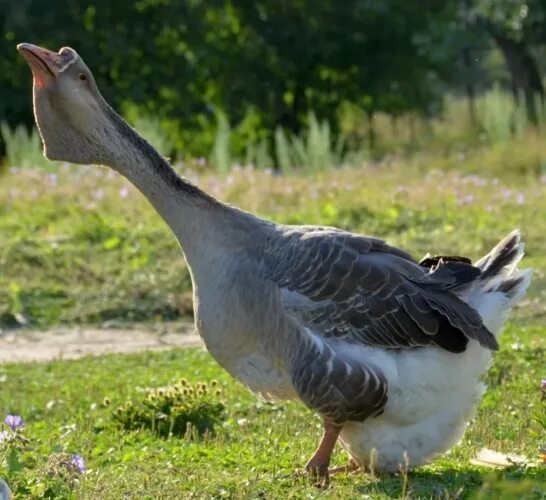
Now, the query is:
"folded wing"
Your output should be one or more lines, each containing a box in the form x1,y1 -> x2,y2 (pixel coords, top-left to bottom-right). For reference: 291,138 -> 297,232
266,227 -> 497,354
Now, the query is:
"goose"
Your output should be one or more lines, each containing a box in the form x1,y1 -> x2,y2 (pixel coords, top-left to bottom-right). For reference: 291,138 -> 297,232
0,479 -> 10,500
17,43 -> 532,478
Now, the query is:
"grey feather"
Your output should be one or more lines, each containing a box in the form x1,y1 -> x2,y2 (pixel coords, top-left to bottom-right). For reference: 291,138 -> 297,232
264,227 -> 497,353
290,334 -> 387,424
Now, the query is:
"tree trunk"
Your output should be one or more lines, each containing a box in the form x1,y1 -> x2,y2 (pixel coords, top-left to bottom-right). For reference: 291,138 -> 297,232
489,30 -> 544,123
461,0 -> 478,126
461,47 -> 478,127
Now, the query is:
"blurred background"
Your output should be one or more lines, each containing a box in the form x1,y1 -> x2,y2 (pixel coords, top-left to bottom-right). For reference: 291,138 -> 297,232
1,1 -> 546,328
1,0 -> 546,168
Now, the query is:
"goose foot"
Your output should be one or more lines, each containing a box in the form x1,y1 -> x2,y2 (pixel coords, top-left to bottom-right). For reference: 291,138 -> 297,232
305,419 -> 342,483
328,459 -> 360,475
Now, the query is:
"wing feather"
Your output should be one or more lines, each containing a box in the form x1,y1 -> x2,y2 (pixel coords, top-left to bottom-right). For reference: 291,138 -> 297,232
265,227 -> 498,353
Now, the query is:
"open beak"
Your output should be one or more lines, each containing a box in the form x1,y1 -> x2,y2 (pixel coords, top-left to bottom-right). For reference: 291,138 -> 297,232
17,43 -> 75,88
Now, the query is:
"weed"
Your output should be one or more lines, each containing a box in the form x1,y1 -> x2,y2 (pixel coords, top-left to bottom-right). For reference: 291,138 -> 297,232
113,379 -> 225,437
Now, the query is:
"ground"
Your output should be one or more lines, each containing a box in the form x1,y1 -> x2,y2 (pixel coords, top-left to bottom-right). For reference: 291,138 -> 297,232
1,147 -> 546,498
0,323 -> 200,363
0,321 -> 544,498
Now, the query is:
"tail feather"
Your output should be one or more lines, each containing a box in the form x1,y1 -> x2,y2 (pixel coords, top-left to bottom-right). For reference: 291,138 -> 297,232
468,230 -> 532,337
496,271 -> 532,301
476,230 -> 523,279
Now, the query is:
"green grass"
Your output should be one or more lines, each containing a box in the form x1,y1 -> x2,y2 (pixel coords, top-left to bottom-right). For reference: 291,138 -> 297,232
3,133 -> 546,328
1,129 -> 546,497
0,326 -> 544,498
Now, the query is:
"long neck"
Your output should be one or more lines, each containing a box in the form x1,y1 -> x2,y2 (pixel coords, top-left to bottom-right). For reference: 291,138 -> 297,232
101,107 -> 262,268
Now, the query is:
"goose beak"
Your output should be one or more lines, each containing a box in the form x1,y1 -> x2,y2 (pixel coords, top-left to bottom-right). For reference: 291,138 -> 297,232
17,43 -> 66,88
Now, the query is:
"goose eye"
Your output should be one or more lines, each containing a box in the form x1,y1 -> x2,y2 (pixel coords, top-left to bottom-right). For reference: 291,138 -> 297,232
78,73 -> 88,81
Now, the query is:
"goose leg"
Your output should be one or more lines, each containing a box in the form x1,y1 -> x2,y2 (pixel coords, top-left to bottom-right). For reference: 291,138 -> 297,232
305,419 -> 341,479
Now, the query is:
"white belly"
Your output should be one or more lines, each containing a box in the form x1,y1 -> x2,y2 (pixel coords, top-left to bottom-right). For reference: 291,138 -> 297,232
336,340 -> 492,472
232,353 -> 296,400
200,332 -> 295,400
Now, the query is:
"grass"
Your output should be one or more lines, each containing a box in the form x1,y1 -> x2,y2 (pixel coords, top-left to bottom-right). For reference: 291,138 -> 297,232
0,328 -> 544,498
0,122 -> 546,496
3,131 -> 546,328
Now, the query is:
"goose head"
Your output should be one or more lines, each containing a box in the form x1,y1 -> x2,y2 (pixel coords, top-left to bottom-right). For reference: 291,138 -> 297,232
17,43 -> 116,165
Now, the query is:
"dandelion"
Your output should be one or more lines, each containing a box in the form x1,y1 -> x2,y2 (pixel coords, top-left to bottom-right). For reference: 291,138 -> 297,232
69,454 -> 86,474
4,415 -> 24,431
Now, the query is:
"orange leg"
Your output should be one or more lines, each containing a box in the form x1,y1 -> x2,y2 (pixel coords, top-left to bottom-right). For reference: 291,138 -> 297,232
305,419 -> 341,479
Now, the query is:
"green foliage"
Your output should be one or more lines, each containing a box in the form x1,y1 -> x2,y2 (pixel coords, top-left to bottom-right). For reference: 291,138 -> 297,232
477,85 -> 528,142
39,453 -> 86,498
212,111 -> 346,171
476,0 -> 546,43
271,112 -> 346,171
3,2 -> 546,161
0,418 -> 86,497
123,105 -> 174,158
113,379 -> 225,437
0,1 -> 479,157
274,126 -> 291,171
211,112 -> 231,173
3,129 -> 546,327
0,122 -> 51,170
471,474 -> 546,500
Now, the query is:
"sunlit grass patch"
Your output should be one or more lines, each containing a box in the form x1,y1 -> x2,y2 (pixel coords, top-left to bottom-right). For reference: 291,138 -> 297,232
0,327 -> 544,498
1,140 -> 545,329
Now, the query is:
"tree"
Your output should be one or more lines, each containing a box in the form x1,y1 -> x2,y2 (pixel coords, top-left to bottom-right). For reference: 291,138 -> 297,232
476,0 -> 545,121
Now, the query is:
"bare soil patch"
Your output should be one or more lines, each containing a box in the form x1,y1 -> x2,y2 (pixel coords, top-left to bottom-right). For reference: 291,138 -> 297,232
0,322 -> 202,363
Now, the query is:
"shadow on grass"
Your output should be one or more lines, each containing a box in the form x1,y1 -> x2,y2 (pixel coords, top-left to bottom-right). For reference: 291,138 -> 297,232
352,465 -> 545,499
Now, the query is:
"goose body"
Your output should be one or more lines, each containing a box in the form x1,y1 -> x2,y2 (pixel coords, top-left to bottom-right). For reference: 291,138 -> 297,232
192,223 -> 530,472
18,43 -> 532,476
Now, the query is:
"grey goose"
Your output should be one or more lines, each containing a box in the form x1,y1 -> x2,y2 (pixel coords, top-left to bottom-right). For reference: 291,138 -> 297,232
18,43 -> 532,478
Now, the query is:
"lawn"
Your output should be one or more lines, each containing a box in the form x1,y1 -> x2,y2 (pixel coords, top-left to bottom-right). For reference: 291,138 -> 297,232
0,332 -> 544,499
0,137 -> 546,498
